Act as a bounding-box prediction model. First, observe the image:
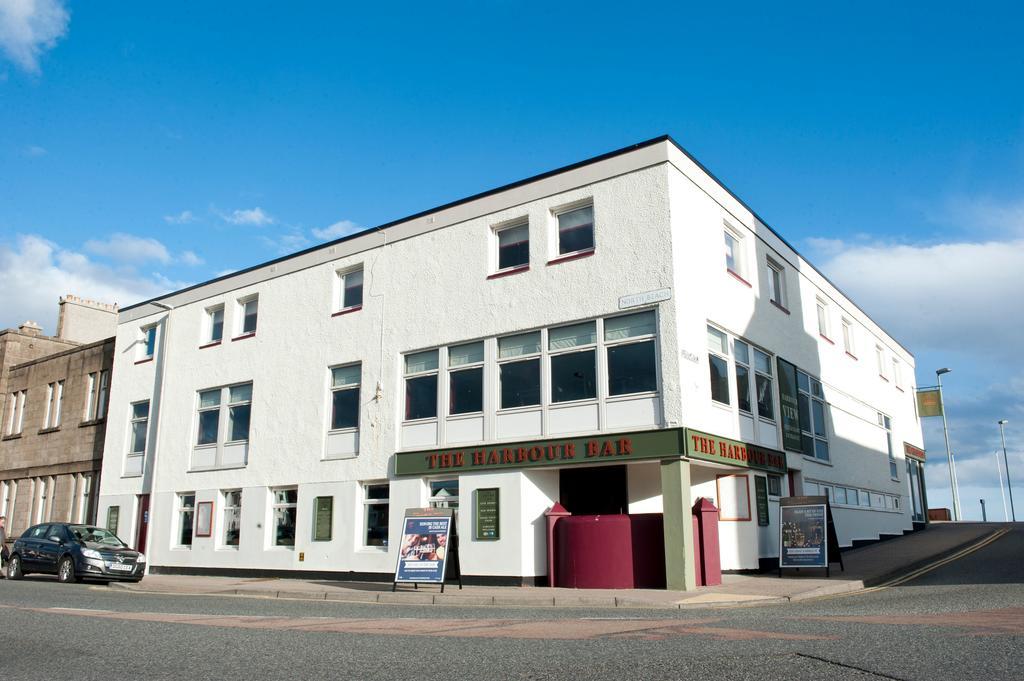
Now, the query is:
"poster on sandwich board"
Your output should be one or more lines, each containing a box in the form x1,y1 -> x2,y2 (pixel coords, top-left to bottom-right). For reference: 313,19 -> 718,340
394,508 -> 453,584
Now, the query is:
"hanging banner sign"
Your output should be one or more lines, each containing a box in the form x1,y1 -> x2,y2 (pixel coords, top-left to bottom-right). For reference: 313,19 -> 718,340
779,502 -> 828,568
916,388 -> 943,417
394,510 -> 453,584
777,358 -> 804,452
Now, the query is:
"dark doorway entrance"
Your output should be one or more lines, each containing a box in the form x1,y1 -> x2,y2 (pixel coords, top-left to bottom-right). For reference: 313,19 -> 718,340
560,465 -> 628,515
134,494 -> 150,552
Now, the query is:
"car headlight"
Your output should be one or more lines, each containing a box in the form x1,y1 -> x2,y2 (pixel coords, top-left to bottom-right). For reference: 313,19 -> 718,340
136,553 -> 146,563
82,548 -> 102,560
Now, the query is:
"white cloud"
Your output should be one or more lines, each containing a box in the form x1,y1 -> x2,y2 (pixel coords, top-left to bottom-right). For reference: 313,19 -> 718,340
312,219 -> 363,241
0,0 -> 70,74
260,229 -> 310,255
0,234 -> 188,332
83,232 -> 172,265
221,207 -> 274,226
23,144 -> 46,157
163,210 -> 196,224
934,195 -> 1024,236
179,250 -> 204,266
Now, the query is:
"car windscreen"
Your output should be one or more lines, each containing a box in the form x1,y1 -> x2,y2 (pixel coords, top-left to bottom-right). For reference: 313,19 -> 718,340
68,525 -> 129,548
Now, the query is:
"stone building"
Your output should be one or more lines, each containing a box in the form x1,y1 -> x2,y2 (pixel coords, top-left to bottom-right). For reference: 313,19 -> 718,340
1,297 -> 117,536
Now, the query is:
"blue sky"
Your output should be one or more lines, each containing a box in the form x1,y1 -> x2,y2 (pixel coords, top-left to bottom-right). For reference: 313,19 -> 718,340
2,1 -> 1022,520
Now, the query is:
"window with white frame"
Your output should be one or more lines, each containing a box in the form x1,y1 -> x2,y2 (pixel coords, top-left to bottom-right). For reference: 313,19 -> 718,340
429,479 -> 459,509
707,326 -> 730,405
498,332 -> 541,409
84,370 -> 110,421
879,413 -> 898,479
272,488 -> 297,547
42,380 -> 64,429
1,480 -> 9,518
730,338 -> 774,421
767,475 -> 782,497
35,477 -> 50,523
549,321 -> 597,403
194,383 -> 252,466
205,305 -> 224,344
605,311 -> 657,396
797,370 -> 829,461
129,401 -> 150,459
892,358 -> 902,389
337,266 -> 364,312
555,204 -> 594,256
404,350 -> 439,421
177,493 -> 195,547
734,340 -> 753,414
140,325 -> 157,360
237,295 -> 258,336
816,299 -> 830,338
753,347 -> 775,421
449,342 -> 485,415
766,258 -> 786,307
363,482 -> 390,547
76,474 -> 93,523
223,489 -> 242,548
875,345 -> 887,379
495,220 -> 529,271
841,317 -> 855,356
329,364 -> 361,430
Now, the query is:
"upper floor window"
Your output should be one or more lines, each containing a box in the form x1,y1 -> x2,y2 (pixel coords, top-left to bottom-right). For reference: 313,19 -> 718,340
338,266 -> 364,312
797,371 -> 829,461
498,332 -> 541,409
730,338 -> 774,421
205,305 -> 224,344
841,317 -> 855,356
448,342 -> 485,415
605,311 -> 657,396
707,326 -> 730,405
816,299 -> 830,339
549,321 -> 597,403
129,401 -> 149,457
329,364 -> 361,430
766,258 -> 786,308
496,221 -> 529,271
892,358 -> 902,389
237,296 -> 258,337
723,225 -> 746,278
556,204 -> 594,256
875,345 -> 887,379
879,413 -> 897,479
84,371 -> 109,421
43,380 -> 64,429
140,325 -> 157,360
404,350 -> 439,421
196,383 -> 253,447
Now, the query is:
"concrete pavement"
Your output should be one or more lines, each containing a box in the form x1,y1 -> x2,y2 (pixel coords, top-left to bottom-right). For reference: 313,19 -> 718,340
107,522 -> 1005,609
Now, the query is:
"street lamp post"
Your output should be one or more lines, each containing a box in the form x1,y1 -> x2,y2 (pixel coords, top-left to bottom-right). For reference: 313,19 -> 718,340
936,368 -> 962,521
994,450 -> 1009,521
999,420 -> 1016,522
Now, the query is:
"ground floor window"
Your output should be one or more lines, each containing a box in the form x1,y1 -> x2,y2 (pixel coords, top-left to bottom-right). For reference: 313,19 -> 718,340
223,490 -> 241,548
177,493 -> 195,547
429,480 -> 459,509
272,488 -> 297,547
363,483 -> 389,547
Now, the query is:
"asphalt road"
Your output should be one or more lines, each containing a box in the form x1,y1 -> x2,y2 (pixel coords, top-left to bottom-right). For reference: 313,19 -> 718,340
1,526 -> 1021,680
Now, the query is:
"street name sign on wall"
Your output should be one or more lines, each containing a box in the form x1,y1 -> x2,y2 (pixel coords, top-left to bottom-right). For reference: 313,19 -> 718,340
684,428 -> 787,475
618,287 -> 671,309
394,509 -> 454,585
776,358 -> 804,453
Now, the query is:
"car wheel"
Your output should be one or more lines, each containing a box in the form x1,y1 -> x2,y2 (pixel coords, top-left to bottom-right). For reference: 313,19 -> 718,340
57,556 -> 78,584
8,554 -> 24,580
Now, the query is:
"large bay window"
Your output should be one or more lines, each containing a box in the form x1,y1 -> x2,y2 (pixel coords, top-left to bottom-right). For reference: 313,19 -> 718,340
549,321 -> 597,403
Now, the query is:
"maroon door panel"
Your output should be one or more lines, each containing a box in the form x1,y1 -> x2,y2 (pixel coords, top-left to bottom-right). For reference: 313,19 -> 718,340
135,494 -> 150,552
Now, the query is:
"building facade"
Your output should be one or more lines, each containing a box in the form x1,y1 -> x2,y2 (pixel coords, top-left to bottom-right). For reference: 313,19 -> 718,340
95,137 -> 927,587
1,298 -> 118,536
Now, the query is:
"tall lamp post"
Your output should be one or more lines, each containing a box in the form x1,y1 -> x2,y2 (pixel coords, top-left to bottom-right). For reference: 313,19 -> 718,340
936,368 -> 961,521
998,420 -> 1016,522
994,449 -> 1009,521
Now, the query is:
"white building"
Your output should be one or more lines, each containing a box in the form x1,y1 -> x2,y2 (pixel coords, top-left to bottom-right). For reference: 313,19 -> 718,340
96,136 -> 928,588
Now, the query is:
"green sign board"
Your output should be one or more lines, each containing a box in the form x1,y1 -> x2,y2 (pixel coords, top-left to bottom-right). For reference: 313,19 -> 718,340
313,496 -> 333,541
777,358 -> 804,453
916,388 -> 943,418
475,488 -> 500,540
683,428 -> 787,475
755,476 -> 770,526
394,428 -> 685,477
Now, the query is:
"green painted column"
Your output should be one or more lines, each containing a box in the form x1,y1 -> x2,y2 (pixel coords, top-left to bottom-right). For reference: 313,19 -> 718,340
660,457 -> 697,591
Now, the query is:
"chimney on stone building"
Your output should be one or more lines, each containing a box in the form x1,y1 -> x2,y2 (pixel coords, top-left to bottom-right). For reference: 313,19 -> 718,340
18,321 -> 43,336
56,294 -> 119,343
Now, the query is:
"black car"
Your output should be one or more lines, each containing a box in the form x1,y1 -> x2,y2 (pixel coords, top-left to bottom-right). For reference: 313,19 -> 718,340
6,522 -> 145,583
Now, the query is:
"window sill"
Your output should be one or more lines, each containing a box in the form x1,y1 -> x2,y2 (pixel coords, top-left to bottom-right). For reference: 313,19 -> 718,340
845,352 -> 858,361
547,248 -> 595,266
79,418 -> 105,428
895,386 -> 905,393
2,433 -> 22,441
496,404 -> 543,415
327,426 -> 359,436
606,390 -> 660,403
199,340 -> 222,350
802,456 -> 833,467
121,473 -> 142,479
487,265 -> 529,280
550,397 -> 600,408
232,332 -> 257,342
447,411 -> 485,420
770,299 -> 790,314
402,416 -> 439,425
357,546 -> 388,553
332,305 -> 363,318
727,269 -> 752,288
171,546 -> 193,551
38,426 -> 60,435
879,375 -> 890,383
819,334 -> 835,345
188,464 -> 248,473
135,357 -> 154,365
